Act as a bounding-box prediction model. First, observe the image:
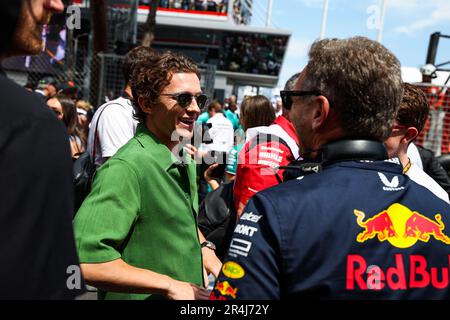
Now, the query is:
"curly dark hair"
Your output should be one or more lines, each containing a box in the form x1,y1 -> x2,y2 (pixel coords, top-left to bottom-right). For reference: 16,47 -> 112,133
130,51 -> 201,124
122,46 -> 159,84
397,83 -> 430,134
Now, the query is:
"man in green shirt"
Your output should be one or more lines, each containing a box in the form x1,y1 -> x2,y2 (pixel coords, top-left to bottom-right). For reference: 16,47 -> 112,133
74,51 -> 217,300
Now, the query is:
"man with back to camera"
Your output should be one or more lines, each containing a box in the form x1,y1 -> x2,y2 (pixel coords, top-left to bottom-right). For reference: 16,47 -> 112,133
385,83 -> 449,203
87,46 -> 159,168
0,0 -> 84,299
74,51 -> 220,300
211,37 -> 450,300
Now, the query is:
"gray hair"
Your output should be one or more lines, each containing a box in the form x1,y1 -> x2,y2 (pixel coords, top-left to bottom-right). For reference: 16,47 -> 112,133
284,72 -> 300,90
303,36 -> 403,141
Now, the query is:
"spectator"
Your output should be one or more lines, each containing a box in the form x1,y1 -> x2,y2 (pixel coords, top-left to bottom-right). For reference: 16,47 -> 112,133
416,144 -> 450,195
35,76 -> 57,98
74,51 -> 216,300
87,46 -> 159,168
239,95 -> 276,132
57,80 -> 79,101
224,95 -> 276,182
385,83 -> 449,203
274,98 -> 282,117
202,102 -> 234,155
224,100 -> 240,130
212,37 -> 450,299
76,99 -> 94,138
233,77 -> 300,217
47,94 -> 85,158
0,0 -> 84,299
198,101 -> 234,198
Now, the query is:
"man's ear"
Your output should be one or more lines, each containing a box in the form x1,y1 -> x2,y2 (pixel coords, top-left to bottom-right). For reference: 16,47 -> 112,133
311,95 -> 331,131
402,127 -> 419,144
138,96 -> 153,115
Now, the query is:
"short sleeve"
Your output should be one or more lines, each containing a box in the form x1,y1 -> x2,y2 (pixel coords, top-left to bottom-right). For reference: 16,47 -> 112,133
74,159 -> 141,263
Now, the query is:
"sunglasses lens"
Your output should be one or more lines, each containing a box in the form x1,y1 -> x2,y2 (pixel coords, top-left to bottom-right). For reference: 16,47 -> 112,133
281,94 -> 292,110
177,93 -> 192,108
196,94 -> 208,108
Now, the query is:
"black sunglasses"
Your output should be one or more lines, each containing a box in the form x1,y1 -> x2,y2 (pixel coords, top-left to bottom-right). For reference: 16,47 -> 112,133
160,92 -> 208,109
280,90 -> 323,110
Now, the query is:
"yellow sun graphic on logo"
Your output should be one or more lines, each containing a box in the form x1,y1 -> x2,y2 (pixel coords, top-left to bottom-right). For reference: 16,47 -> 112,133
354,203 -> 450,249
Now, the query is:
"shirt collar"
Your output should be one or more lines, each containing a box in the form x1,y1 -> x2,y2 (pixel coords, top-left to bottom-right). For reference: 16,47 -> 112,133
134,124 -> 191,171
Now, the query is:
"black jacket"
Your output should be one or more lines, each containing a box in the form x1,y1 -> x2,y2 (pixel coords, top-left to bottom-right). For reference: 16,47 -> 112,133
0,70 -> 85,299
417,146 -> 450,194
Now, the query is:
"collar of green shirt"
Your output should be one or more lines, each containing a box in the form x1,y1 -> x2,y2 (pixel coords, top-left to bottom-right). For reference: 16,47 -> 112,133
134,123 -> 193,171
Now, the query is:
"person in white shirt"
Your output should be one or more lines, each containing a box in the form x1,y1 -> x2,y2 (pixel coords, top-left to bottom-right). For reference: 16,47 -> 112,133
87,46 -> 158,168
385,83 -> 449,203
201,101 -> 234,155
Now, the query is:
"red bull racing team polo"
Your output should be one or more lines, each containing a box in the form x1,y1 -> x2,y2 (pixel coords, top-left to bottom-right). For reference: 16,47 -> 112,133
211,157 -> 450,299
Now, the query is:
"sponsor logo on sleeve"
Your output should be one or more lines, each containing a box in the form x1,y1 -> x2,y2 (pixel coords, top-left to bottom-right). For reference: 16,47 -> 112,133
222,261 -> 245,279
240,212 -> 262,223
234,224 -> 259,237
228,238 -> 252,258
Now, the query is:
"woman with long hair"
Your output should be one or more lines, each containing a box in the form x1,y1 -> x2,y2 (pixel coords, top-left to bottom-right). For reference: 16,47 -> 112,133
47,94 -> 86,158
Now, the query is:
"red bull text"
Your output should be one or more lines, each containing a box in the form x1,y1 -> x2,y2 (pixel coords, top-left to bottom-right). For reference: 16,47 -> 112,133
347,254 -> 450,290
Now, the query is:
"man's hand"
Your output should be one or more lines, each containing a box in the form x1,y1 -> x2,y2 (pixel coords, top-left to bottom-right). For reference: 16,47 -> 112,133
202,245 -> 222,278
203,163 -> 221,191
166,278 -> 211,300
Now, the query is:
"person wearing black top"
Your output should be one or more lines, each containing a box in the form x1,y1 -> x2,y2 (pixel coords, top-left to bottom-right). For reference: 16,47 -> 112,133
0,0 -> 84,299
417,145 -> 450,194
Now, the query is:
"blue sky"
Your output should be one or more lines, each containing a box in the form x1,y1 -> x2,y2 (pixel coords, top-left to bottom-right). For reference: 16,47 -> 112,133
251,0 -> 450,87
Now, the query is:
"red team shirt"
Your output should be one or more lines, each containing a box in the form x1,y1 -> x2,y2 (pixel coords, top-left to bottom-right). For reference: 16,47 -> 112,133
233,116 -> 300,210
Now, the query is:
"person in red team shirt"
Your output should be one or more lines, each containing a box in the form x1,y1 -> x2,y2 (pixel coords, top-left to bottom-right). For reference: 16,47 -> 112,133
234,73 -> 300,217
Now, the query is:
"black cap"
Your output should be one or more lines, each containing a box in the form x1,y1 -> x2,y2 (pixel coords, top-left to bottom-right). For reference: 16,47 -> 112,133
58,81 -> 79,94
39,76 -> 57,86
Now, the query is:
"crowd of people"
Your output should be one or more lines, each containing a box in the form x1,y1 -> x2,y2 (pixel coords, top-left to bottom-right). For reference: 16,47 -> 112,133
139,0 -> 228,13
1,0 -> 450,301
26,77 -> 93,158
219,34 -> 287,75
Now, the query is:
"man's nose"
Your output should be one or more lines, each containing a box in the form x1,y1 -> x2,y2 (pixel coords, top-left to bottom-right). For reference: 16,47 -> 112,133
187,97 -> 201,115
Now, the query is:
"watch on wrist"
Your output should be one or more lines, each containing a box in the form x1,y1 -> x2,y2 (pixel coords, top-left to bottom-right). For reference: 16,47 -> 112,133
201,240 -> 216,250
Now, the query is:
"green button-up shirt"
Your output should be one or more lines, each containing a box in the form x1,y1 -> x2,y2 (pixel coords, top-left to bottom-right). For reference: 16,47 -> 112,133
74,124 -> 203,300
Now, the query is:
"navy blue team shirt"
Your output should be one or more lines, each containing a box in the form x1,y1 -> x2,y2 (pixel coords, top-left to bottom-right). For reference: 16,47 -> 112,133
211,158 -> 450,299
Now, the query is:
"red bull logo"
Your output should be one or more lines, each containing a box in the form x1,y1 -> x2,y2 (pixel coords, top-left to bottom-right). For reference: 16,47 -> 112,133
214,280 -> 238,299
346,254 -> 450,290
354,203 -> 450,248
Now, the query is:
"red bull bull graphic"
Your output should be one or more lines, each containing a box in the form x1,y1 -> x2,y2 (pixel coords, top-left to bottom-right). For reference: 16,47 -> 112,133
214,281 -> 238,299
354,203 -> 450,248
210,292 -> 227,300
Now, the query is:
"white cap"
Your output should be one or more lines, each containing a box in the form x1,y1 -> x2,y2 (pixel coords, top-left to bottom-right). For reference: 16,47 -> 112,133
420,63 -> 437,77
